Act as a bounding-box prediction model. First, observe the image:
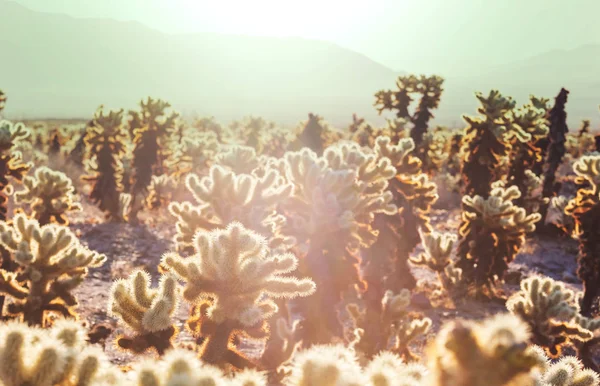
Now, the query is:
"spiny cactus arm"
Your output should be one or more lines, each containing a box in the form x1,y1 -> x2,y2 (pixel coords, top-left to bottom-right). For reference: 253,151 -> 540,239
410,229 -> 456,272
108,269 -> 179,355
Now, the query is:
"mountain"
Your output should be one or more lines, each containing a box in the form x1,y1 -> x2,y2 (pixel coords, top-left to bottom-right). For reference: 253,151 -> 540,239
1,0 -> 599,128
0,0 -> 399,124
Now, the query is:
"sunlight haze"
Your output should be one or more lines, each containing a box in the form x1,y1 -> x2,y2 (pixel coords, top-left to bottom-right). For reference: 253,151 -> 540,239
9,0 -> 600,75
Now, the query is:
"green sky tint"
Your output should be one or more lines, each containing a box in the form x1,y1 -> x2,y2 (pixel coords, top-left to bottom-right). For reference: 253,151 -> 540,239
7,0 -> 600,75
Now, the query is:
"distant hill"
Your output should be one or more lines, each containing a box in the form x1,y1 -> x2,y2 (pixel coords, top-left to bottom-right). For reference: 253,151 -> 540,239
0,0 -> 598,128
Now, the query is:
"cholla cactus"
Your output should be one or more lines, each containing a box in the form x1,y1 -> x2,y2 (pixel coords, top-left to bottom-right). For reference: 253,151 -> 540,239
0,213 -> 106,325
0,320 -> 121,386
565,155 -> 600,314
535,356 -> 600,386
0,90 -> 6,116
546,195 -> 574,234
161,223 -> 315,368
169,164 -> 292,252
0,120 -> 32,221
128,97 -> 179,223
507,276 -> 600,358
507,99 -> 550,208
541,88 -> 570,205
146,174 -> 176,211
293,113 -> 325,155
109,269 -> 179,355
166,131 -> 219,178
456,184 -> 541,291
82,107 -> 128,221
281,143 -> 396,344
129,349 -> 246,386
14,166 -> 81,226
287,344 -> 426,386
411,229 -> 461,289
347,288 -> 432,359
427,314 -> 544,386
215,145 -> 261,174
461,90 -> 529,198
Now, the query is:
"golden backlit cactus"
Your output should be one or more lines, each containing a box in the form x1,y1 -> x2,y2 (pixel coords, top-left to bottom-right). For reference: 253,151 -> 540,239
535,356 -> 600,386
161,223 -> 315,368
506,276 -> 600,358
169,164 -> 292,252
287,344 -> 426,386
109,269 -> 180,355
507,98 -> 550,209
347,288 -> 432,360
14,166 -> 81,226
0,120 -> 32,221
546,195 -> 574,234
166,131 -> 219,178
82,107 -> 128,221
129,349 -> 233,386
0,213 -> 106,325
145,174 -> 176,211
368,135 -> 438,291
427,314 -> 544,386
411,229 -> 461,289
460,90 -> 528,198
456,184 -> 541,292
565,155 -> 600,315
215,145 -> 261,174
0,320 -> 120,386
281,143 -> 396,344
128,97 -> 179,223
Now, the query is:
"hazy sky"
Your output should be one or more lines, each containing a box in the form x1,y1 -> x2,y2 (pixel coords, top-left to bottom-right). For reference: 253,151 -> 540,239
9,0 -> 600,75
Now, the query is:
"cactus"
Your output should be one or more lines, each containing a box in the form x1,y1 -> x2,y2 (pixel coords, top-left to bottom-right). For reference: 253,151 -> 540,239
0,90 -> 6,116
456,184 -> 541,292
14,167 -> 81,226
347,288 -> 432,359
281,143 -> 396,344
109,269 -> 179,355
507,276 -> 600,358
0,120 -> 32,221
82,107 -> 127,221
411,229 -> 461,289
541,88 -> 570,212
535,356 -> 600,386
145,174 -> 176,211
0,320 -> 121,386
169,164 -> 292,252
565,155 -> 600,314
460,90 -> 527,198
166,131 -> 219,178
161,222 -> 315,368
427,314 -> 544,386
127,97 -> 179,223
0,213 -> 106,325
507,98 -> 550,210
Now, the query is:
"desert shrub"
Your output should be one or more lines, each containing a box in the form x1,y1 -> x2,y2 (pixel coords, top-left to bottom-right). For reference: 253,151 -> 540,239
565,154 -> 600,315
14,166 -> 81,226
0,213 -> 106,325
455,184 -> 541,293
82,107 -> 128,221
